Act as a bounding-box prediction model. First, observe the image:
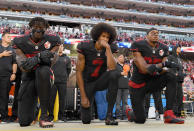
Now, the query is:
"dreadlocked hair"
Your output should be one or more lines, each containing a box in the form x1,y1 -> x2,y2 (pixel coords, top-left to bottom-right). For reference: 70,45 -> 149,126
29,17 -> 49,28
90,23 -> 117,44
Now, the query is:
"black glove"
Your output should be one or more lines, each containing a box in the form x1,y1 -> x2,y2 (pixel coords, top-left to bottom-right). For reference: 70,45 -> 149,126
162,60 -> 179,69
21,56 -> 40,71
38,50 -> 54,65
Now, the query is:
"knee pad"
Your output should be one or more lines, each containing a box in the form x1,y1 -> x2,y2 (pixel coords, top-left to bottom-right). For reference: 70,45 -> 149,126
82,119 -> 91,124
81,111 -> 91,124
135,118 -> 146,124
18,108 -> 34,127
19,121 -> 31,127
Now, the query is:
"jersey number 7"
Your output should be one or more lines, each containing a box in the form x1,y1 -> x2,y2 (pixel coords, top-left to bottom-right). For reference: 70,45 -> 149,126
91,59 -> 104,77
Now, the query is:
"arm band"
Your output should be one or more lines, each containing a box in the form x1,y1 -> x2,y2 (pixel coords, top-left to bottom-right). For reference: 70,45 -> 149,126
147,64 -> 162,75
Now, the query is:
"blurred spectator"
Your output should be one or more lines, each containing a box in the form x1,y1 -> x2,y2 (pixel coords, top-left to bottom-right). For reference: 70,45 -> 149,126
115,54 -> 130,120
49,44 -> 72,122
0,31 -> 17,123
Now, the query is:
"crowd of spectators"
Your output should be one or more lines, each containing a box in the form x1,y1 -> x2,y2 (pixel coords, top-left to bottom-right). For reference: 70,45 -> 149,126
39,0 -> 194,17
149,0 -> 194,5
40,0 -> 194,6
182,61 -> 194,96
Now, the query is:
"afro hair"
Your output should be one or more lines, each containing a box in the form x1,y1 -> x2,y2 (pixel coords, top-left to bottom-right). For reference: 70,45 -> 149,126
90,23 -> 117,44
29,17 -> 49,29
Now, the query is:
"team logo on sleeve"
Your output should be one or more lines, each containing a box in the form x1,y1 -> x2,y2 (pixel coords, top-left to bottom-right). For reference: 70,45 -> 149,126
44,41 -> 51,49
159,49 -> 164,56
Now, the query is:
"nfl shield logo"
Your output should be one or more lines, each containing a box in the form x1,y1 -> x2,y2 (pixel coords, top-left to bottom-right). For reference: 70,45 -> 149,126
44,41 -> 51,49
159,49 -> 164,56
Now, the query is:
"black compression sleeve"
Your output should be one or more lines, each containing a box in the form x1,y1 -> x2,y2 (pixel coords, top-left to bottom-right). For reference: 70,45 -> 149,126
20,56 -> 40,71
147,64 -> 162,75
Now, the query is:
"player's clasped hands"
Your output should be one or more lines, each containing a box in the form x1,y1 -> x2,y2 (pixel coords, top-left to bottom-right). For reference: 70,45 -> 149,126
162,59 -> 179,69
